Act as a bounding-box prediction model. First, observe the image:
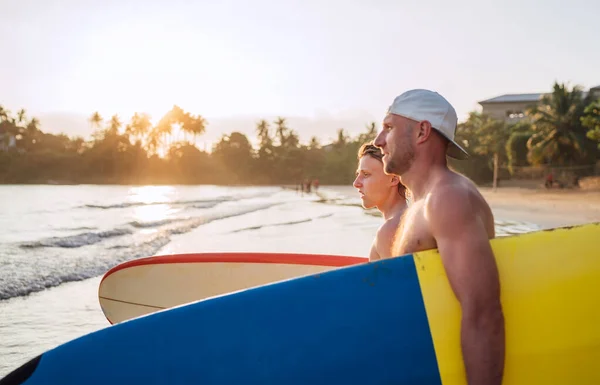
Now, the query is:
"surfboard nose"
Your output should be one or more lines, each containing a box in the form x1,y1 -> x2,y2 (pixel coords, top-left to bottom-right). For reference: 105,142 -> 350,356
0,355 -> 41,385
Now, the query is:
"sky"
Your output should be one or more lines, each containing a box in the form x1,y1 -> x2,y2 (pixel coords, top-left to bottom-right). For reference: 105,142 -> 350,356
1,0 -> 599,149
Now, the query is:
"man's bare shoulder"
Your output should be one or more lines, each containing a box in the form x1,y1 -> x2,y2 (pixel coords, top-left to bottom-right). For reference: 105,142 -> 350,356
424,173 -> 494,239
425,173 -> 486,212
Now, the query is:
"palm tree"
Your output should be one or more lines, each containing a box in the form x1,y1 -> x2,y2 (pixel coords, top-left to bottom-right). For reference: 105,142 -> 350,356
89,112 -> 103,141
108,115 -> 122,136
89,112 -> 103,130
155,114 -> 174,155
145,126 -> 162,156
256,120 -> 271,146
182,113 -> 206,144
274,117 -> 289,147
255,119 -> 274,169
126,112 -> 152,145
16,109 -> 26,124
24,118 -> 40,147
526,82 -> 595,166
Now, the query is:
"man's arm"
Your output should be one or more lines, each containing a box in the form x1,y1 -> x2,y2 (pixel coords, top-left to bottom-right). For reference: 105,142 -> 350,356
427,187 -> 505,385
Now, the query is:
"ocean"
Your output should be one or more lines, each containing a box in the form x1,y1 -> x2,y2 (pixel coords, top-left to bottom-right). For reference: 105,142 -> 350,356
0,184 -> 541,376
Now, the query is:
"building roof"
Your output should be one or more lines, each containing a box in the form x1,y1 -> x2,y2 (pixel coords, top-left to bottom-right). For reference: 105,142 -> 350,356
479,85 -> 600,105
478,93 -> 544,104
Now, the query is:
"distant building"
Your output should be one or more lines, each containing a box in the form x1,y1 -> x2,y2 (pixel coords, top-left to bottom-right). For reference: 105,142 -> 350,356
478,85 -> 600,123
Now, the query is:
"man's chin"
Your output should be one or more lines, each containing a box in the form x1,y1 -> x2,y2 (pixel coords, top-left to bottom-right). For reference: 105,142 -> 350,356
382,161 -> 394,175
384,164 -> 398,175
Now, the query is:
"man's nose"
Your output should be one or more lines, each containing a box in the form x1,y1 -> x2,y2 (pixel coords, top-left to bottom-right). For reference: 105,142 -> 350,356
373,131 -> 385,148
353,176 -> 361,188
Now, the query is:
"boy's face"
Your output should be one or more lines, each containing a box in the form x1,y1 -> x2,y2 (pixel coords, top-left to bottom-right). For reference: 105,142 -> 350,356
353,155 -> 394,209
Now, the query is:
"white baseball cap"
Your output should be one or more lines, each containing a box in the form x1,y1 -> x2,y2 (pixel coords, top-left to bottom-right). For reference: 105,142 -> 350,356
387,89 -> 469,160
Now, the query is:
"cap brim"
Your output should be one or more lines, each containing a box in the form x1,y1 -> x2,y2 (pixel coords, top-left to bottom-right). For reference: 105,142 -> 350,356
447,140 -> 470,160
432,127 -> 469,160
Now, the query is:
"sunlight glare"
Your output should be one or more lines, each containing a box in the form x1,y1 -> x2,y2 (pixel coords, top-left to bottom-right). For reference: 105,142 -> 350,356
128,186 -> 179,226
128,186 -> 176,204
133,204 -> 174,226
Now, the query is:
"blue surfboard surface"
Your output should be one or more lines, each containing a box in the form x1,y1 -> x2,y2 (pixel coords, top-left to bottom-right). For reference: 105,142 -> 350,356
1,255 -> 441,385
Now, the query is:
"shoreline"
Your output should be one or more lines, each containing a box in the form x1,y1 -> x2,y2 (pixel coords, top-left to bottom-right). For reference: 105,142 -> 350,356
317,185 -> 600,229
5,178 -> 600,191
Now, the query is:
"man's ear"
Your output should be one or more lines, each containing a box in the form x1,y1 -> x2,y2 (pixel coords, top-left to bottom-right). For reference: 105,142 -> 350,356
415,120 -> 433,144
391,175 -> 400,186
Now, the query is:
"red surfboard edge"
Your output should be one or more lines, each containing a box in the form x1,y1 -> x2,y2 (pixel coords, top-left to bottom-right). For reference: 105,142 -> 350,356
100,252 -> 368,286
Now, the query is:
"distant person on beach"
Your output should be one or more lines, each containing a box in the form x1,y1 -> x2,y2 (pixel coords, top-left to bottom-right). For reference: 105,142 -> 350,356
304,178 -> 312,193
373,89 -> 505,385
545,172 -> 554,188
353,142 -> 408,261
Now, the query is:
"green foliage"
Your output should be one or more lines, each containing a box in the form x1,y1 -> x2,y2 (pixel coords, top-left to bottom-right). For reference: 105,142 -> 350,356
2,81 -> 598,186
0,106 -> 382,185
453,112 -> 511,184
505,129 -> 533,174
582,99 -> 600,149
526,82 -> 597,166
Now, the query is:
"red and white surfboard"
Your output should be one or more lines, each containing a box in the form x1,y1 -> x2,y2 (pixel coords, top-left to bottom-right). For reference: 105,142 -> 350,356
98,252 -> 367,324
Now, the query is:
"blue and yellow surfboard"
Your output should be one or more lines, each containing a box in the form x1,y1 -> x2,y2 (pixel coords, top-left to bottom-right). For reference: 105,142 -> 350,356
2,222 -> 599,385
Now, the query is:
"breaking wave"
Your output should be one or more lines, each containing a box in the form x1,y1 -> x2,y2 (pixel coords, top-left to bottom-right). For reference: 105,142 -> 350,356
1,201 -> 280,300
20,229 -> 132,249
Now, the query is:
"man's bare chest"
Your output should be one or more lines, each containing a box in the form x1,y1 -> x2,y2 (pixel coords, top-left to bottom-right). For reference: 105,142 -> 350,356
393,206 -> 436,256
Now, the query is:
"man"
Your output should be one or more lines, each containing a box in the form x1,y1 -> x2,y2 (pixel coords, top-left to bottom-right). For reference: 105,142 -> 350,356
352,142 -> 408,261
373,89 -> 505,385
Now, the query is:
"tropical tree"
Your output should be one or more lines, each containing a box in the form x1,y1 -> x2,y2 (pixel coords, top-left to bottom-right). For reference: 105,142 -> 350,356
16,109 -> 27,125
582,99 -> 600,149
307,136 -> 321,150
505,121 -> 533,174
455,111 -> 510,189
89,112 -> 103,135
181,113 -> 206,144
26,118 -> 39,134
355,122 -> 378,145
0,105 -> 9,121
526,82 -> 596,166
274,117 -> 290,147
108,115 -> 122,136
145,126 -> 163,156
125,112 -> 152,145
212,132 -> 254,183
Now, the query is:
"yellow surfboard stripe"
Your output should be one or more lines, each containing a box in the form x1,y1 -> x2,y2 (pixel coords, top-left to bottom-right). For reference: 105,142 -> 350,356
414,222 -> 600,385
